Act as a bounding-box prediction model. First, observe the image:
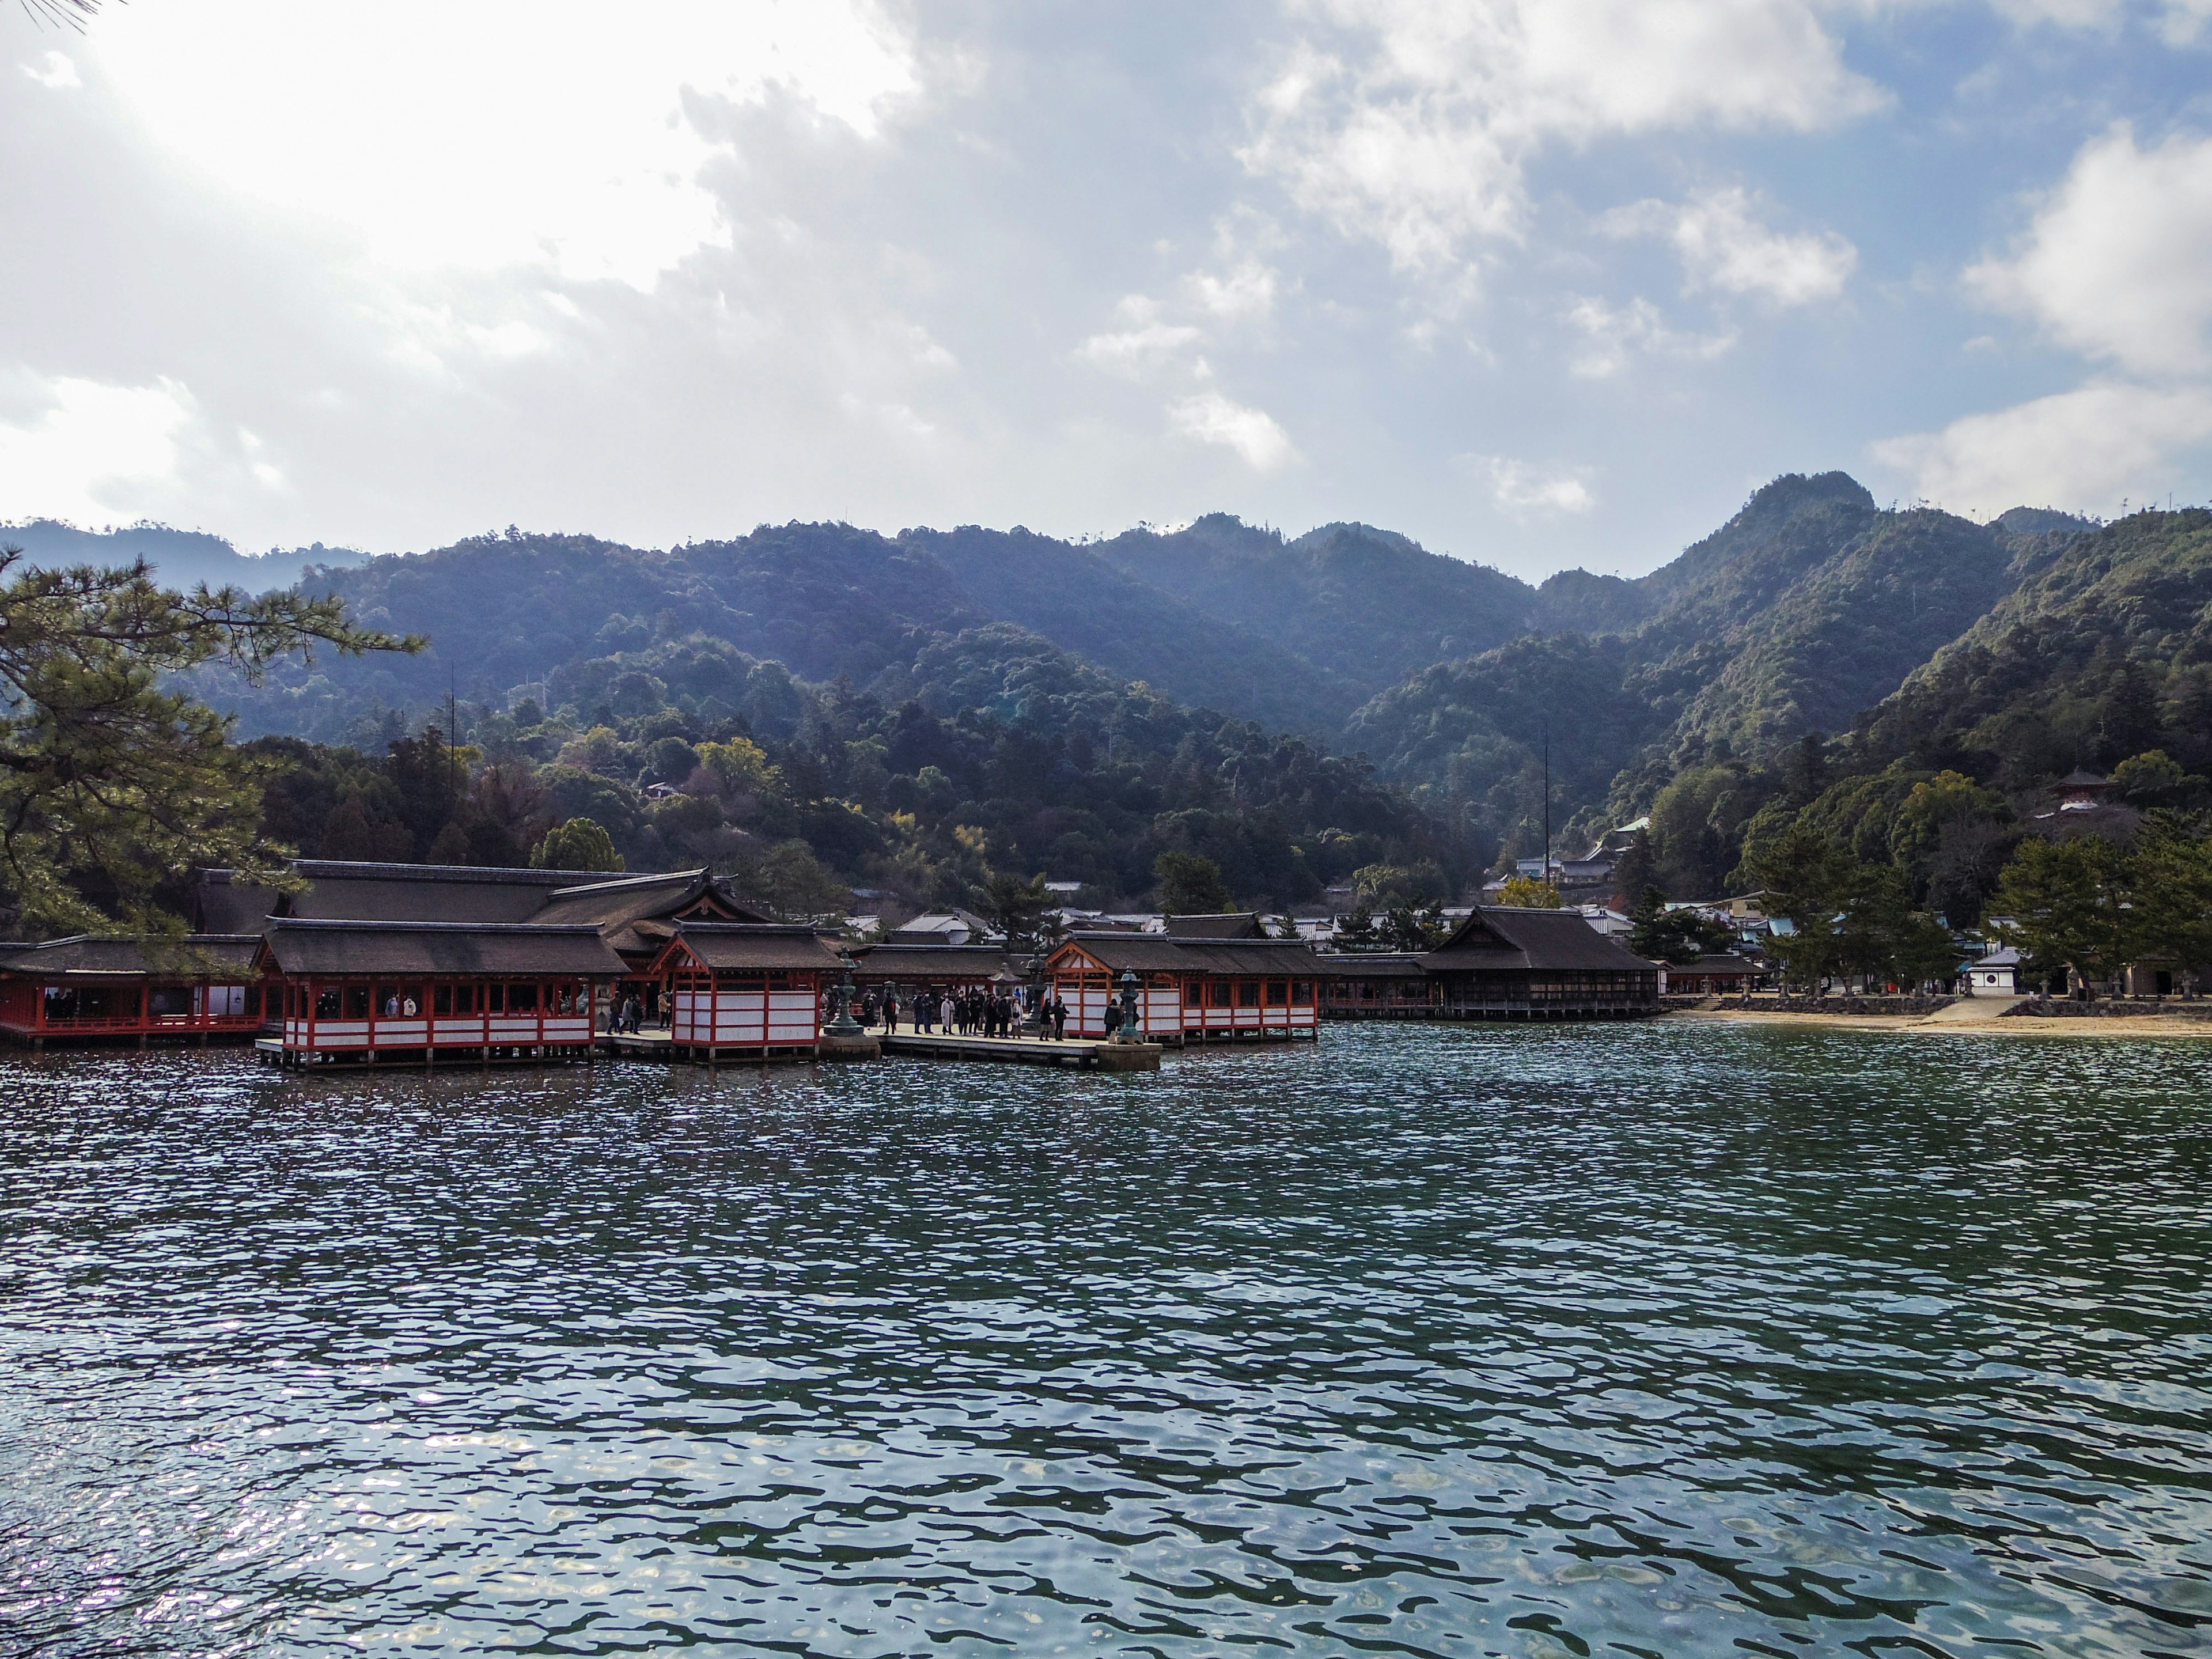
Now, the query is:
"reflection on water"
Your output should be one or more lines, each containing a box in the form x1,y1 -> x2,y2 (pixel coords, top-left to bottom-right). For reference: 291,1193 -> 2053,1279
3,1022 -> 2210,1656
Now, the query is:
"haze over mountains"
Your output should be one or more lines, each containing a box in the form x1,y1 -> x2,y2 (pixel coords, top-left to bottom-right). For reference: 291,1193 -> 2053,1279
33,474 -> 2211,885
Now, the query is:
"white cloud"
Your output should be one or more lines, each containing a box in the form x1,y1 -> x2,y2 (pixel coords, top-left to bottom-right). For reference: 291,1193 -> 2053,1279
1605,186 -> 1856,306
1966,123 -> 2212,377
0,374 -> 195,523
1167,391 -> 1299,471
86,1 -> 919,289
1076,297 -> 1205,377
1872,382 -> 2212,516
1240,1 -> 1883,276
1566,297 -> 1736,377
1185,260 -> 1280,323
1460,453 -> 1597,517
21,51 -> 80,89
1986,0 -> 2123,25
2163,0 -> 2212,43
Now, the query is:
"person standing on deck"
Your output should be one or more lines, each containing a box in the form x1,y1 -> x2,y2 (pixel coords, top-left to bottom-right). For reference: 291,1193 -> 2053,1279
1052,995 -> 1067,1040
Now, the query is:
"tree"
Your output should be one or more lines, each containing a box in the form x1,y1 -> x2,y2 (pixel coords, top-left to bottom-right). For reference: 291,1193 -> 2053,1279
1155,850 -> 1230,914
1495,874 -> 1561,907
1627,888 -> 1735,964
531,816 -> 624,872
1749,823 -> 1854,990
982,869 -> 1050,955
1608,831 -> 1658,906
1892,910 -> 1966,991
0,550 -> 410,932
1990,836 -> 2132,995
2126,812 -> 2212,993
1381,899 -> 1447,951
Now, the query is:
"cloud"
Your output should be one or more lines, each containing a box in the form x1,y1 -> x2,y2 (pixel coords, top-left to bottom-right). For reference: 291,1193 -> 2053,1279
0,374 -> 196,523
1075,297 -> 1205,377
1566,297 -> 1736,377
1966,123 -> 2212,377
20,51 -> 80,89
1460,453 -> 1597,517
1604,185 -> 1856,306
1240,1 -> 1883,277
1872,382 -> 2212,516
2163,0 -> 2212,42
1168,392 -> 1300,471
87,0 -> 920,289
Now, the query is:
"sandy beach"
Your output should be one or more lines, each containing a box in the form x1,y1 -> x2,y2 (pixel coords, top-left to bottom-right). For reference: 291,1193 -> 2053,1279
1672,1003 -> 2212,1039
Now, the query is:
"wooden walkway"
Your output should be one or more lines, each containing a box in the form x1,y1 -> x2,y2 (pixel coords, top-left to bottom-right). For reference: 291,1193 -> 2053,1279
880,1031 -> 1161,1070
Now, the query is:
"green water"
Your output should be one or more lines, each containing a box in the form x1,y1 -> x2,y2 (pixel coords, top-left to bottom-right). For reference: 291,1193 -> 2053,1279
3,1021 -> 2209,1656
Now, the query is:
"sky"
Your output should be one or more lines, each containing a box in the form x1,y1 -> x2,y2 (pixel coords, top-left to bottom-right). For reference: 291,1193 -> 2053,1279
3,0 -> 2212,581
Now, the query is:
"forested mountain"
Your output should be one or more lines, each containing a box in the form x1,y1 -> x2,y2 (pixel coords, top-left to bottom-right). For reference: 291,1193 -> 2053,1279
1088,515 -> 1545,691
1343,475 -> 2098,853
143,475 -> 2212,922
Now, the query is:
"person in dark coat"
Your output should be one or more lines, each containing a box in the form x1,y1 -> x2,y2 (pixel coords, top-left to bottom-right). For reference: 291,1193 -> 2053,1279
1051,996 -> 1068,1040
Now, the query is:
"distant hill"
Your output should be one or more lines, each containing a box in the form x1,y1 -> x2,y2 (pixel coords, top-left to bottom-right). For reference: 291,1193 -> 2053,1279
1860,507 -> 2212,786
181,479 -> 2145,874
0,519 -> 366,593
1344,475 -> 2099,844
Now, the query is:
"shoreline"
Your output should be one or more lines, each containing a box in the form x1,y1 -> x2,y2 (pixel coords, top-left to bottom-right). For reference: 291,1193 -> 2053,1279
1669,1004 -> 2212,1039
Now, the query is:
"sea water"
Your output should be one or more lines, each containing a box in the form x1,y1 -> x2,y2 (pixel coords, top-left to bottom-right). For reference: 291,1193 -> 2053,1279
3,1022 -> 2209,1657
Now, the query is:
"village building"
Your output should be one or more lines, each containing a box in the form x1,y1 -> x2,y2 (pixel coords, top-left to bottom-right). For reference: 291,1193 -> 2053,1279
1419,907 -> 1660,1018
0,935 -> 268,1048
255,919 -> 626,1065
646,923 -> 847,1059
2029,769 -> 2143,843
1661,952 -> 1766,996
1968,945 -> 2021,994
888,908 -> 1001,946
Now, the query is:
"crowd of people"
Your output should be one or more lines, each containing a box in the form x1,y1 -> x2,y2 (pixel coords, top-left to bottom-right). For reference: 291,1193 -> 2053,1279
861,983 -> 1073,1039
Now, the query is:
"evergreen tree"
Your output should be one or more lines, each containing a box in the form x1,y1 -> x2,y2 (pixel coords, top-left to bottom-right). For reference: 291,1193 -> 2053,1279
0,550 -> 408,931
531,816 -> 624,872
1990,836 -> 2133,995
1155,850 -> 1230,914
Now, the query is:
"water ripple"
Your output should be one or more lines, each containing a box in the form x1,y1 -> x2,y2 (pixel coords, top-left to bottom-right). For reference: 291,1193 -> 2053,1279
3,1022 -> 2210,1656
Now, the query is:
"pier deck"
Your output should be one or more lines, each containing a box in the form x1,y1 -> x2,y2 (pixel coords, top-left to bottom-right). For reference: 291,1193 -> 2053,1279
881,1031 -> 1161,1070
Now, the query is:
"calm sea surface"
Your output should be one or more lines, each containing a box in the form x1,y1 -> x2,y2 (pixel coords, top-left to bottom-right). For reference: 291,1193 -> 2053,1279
4,1023 -> 2211,1658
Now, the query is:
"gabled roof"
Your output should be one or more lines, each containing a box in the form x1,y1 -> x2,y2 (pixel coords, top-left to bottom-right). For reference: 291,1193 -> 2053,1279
854,942 -> 1018,976
1670,953 -> 1759,972
0,934 -> 263,979
1162,912 -> 1268,938
2055,768 -> 2111,789
1323,952 -> 1429,978
1423,907 -> 1657,974
281,861 -> 601,925
260,919 -> 627,978
1051,934 -> 1336,976
653,923 -> 846,974
525,868 -> 772,956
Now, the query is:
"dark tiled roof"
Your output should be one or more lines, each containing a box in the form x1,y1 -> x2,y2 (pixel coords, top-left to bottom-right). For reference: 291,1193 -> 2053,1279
854,943 -> 1018,979
1053,934 -> 1336,976
0,934 -> 263,979
262,920 -> 627,978
661,923 -> 845,972
285,861 -> 596,924
1321,953 -> 1429,978
1162,912 -> 1268,938
1424,907 -> 1657,974
195,871 -> 284,934
1672,953 -> 1759,972
526,869 -> 773,955
2055,768 -> 2110,789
